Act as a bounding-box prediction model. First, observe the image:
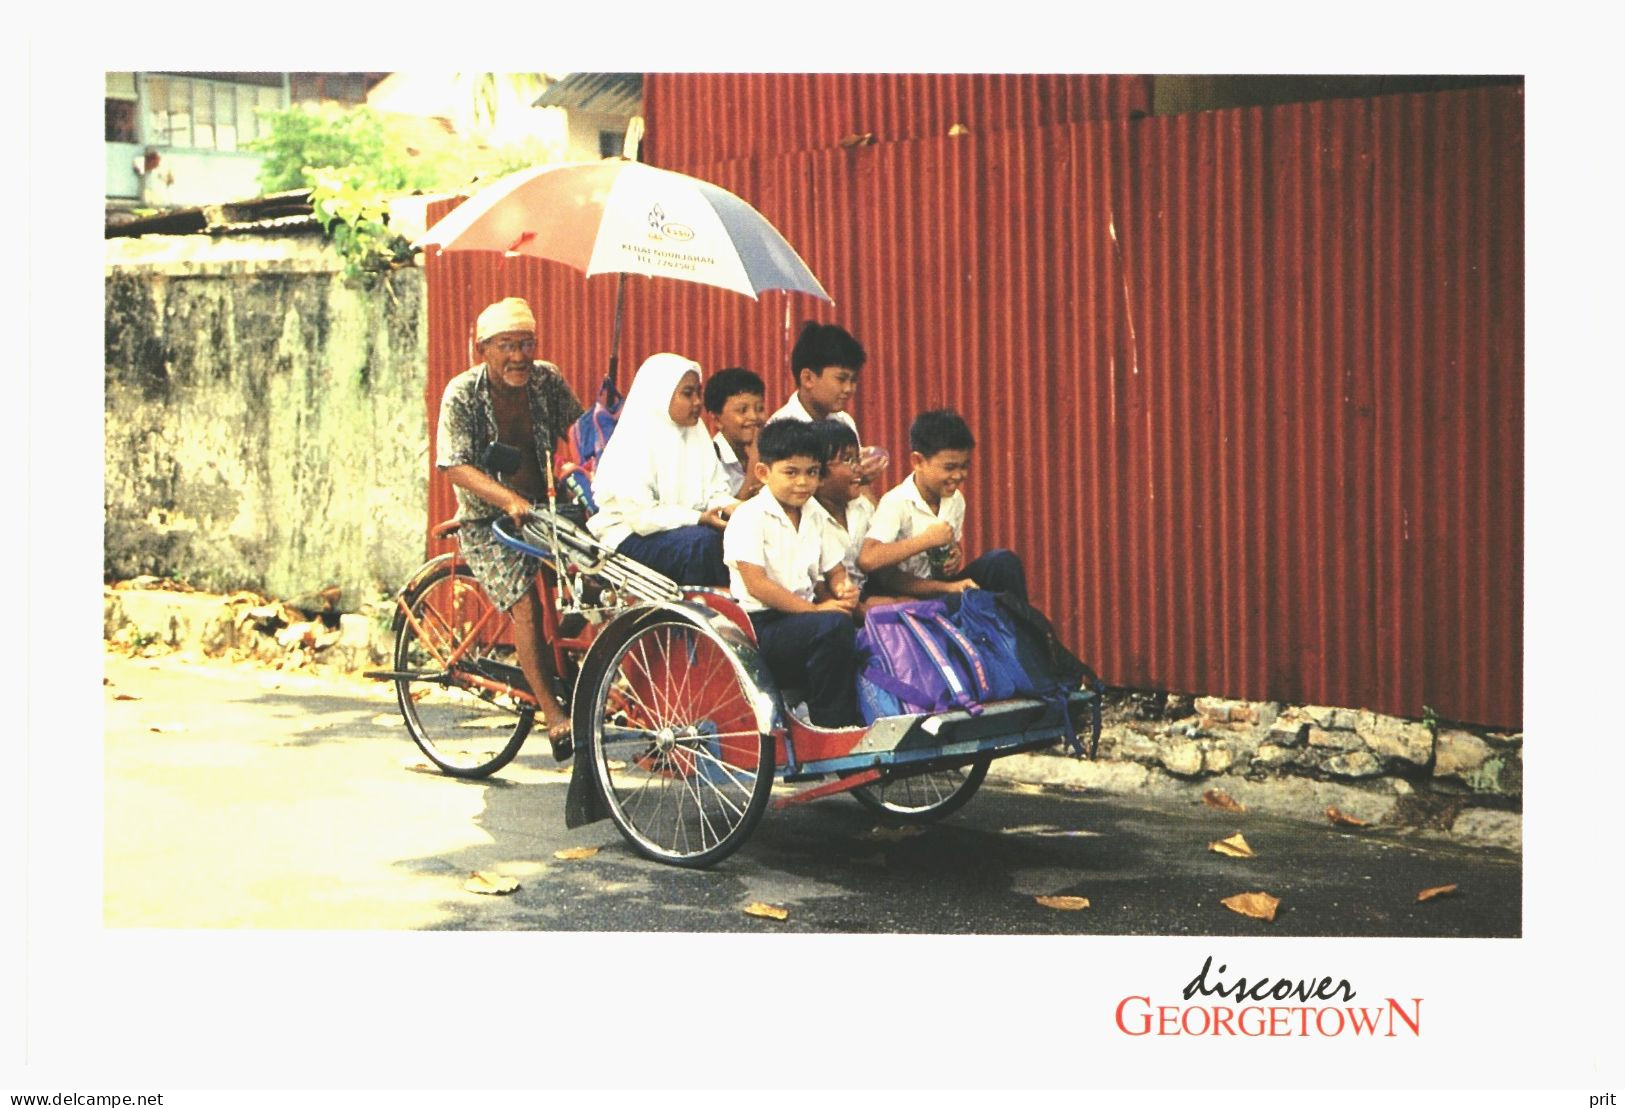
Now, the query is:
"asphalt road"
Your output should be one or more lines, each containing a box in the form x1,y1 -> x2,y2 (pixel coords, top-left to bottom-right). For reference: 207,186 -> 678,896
103,651 -> 1520,936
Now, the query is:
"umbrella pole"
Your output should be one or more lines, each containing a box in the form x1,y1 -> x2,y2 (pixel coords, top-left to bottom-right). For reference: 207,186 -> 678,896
607,272 -> 627,391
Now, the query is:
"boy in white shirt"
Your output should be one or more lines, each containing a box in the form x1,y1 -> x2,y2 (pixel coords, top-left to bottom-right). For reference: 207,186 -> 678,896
703,366 -> 766,499
804,419 -> 888,606
858,408 -> 1029,602
723,419 -> 862,728
768,321 -> 864,435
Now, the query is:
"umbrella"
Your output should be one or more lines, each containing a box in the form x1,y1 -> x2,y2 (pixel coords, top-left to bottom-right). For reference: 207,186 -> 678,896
417,158 -> 832,388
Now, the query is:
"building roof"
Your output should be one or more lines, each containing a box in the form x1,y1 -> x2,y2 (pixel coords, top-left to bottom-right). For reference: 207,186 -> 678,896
533,73 -> 642,116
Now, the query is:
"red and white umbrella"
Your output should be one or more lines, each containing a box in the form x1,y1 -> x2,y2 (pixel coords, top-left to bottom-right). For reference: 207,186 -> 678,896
417,159 -> 831,302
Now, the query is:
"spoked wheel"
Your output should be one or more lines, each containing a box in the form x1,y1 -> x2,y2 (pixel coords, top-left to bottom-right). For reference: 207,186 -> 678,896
393,563 -> 532,779
850,757 -> 991,824
586,612 -> 773,868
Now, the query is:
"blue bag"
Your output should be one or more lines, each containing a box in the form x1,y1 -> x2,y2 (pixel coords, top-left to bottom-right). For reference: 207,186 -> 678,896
568,376 -> 623,479
945,589 -> 1030,701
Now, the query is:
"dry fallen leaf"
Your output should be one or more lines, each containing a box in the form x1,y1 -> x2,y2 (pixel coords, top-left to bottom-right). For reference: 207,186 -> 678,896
1203,789 -> 1246,813
114,693 -> 141,701
1325,806 -> 1373,828
1035,895 -> 1091,911
743,902 -> 789,921
464,871 -> 520,895
148,723 -> 185,734
1209,832 -> 1256,858
1417,884 -> 1459,902
1221,891 -> 1280,922
553,847 -> 600,861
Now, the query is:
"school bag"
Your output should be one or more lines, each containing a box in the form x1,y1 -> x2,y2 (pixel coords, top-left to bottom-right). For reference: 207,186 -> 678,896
855,600 -> 1004,723
944,588 -> 1035,702
988,591 -> 1105,758
568,374 -> 623,480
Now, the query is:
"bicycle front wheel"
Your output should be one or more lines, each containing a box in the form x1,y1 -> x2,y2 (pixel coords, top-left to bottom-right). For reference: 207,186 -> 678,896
392,563 -> 532,779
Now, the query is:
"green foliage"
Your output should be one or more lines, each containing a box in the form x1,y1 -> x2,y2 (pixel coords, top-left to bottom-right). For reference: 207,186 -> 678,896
250,106 -> 414,193
247,99 -> 555,286
306,166 -> 415,286
248,106 -> 435,286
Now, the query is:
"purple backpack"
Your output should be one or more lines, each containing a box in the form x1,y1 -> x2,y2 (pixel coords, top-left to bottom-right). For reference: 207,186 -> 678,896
855,600 -> 1000,723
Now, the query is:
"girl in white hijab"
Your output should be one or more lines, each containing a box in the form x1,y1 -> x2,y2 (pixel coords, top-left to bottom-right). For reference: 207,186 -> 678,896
587,353 -> 738,585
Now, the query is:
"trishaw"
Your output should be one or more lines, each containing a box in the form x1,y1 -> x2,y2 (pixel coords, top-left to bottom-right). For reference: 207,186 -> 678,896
374,499 -> 1102,869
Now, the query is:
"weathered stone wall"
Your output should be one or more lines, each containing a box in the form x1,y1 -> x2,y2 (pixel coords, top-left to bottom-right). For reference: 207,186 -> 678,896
104,235 -> 428,605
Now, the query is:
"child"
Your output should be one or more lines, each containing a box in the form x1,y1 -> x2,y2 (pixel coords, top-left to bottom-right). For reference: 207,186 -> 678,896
770,321 -> 864,434
804,418 -> 875,598
858,408 -> 1029,602
703,366 -> 766,499
722,419 -> 862,728
770,321 -> 887,499
587,353 -> 738,586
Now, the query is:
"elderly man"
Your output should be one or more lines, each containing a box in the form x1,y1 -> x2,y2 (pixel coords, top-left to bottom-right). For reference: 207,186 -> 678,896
435,297 -> 585,759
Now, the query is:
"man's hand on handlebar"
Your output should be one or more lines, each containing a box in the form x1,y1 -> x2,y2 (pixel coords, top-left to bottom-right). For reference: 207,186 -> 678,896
503,495 -> 533,530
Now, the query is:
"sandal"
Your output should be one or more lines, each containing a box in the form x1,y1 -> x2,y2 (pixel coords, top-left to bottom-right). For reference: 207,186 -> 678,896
546,718 -> 574,763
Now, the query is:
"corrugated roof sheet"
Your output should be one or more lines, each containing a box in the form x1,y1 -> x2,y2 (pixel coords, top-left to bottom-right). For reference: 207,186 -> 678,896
534,72 -> 642,115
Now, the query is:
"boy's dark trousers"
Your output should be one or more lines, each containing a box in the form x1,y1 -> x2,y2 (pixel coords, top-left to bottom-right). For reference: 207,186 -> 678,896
747,609 -> 860,728
963,548 -> 1028,603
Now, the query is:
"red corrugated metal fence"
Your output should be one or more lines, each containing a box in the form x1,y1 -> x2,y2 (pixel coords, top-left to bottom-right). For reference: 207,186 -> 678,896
422,77 -> 1522,729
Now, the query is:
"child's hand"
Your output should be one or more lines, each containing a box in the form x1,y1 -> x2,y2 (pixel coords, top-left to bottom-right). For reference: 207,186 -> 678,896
942,541 -> 966,576
921,521 -> 955,549
818,593 -> 860,616
950,578 -> 980,594
699,507 -> 730,531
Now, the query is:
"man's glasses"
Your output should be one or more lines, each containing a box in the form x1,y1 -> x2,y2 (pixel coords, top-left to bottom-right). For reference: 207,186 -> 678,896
490,338 -> 537,355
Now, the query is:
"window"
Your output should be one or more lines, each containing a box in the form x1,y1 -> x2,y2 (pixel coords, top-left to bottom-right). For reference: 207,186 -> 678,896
141,74 -> 286,151
599,129 -> 626,159
105,72 -> 138,142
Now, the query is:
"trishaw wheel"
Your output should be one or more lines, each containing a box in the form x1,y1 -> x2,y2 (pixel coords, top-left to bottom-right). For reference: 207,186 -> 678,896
850,757 -> 991,823
393,564 -> 532,779
587,612 -> 774,868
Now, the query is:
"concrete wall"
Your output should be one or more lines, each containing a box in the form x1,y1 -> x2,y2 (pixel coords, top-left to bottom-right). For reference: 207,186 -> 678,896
104,234 -> 429,606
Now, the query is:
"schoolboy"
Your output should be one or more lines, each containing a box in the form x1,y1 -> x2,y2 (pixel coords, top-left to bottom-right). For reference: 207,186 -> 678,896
703,366 -> 766,498
804,419 -> 876,598
770,321 -> 864,436
723,419 -> 862,728
772,320 -> 889,500
858,408 -> 1029,602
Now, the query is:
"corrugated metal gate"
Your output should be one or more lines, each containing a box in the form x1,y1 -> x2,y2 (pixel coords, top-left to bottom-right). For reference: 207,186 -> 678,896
422,77 -> 1522,729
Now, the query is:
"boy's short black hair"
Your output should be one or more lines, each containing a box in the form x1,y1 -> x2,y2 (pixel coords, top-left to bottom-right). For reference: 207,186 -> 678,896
807,418 -> 859,461
756,418 -> 827,467
703,366 -> 765,414
910,408 -> 976,457
790,321 -> 866,384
